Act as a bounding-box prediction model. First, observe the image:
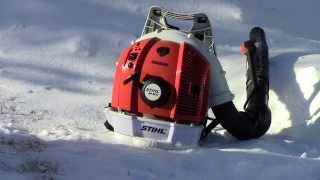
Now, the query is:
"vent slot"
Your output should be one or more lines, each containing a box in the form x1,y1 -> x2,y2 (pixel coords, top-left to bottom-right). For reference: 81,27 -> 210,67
175,46 -> 208,117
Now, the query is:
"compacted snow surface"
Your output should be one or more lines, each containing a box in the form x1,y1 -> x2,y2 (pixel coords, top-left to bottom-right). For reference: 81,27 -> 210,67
1,0 -> 320,179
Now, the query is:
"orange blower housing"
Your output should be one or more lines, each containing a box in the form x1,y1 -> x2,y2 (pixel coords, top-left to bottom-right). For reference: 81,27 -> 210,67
111,37 -> 210,125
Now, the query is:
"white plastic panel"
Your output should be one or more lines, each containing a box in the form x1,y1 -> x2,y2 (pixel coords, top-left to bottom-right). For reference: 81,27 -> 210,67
104,108 -> 203,147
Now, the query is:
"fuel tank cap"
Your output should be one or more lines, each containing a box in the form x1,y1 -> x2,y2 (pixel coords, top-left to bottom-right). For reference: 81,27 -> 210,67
141,77 -> 171,106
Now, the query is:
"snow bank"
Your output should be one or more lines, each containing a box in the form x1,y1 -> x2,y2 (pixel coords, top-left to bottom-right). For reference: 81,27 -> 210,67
1,0 -> 320,179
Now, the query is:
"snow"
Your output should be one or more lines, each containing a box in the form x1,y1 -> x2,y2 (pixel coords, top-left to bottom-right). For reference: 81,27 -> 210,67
1,0 -> 320,179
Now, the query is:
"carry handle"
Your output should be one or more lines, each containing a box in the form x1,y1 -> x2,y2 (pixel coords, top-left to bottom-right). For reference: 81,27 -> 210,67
141,6 -> 217,56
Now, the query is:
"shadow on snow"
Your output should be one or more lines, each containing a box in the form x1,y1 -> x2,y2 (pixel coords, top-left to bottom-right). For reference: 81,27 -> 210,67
0,59 -> 112,94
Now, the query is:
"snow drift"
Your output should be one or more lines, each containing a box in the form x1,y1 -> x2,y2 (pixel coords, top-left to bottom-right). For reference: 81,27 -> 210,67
0,0 -> 320,179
